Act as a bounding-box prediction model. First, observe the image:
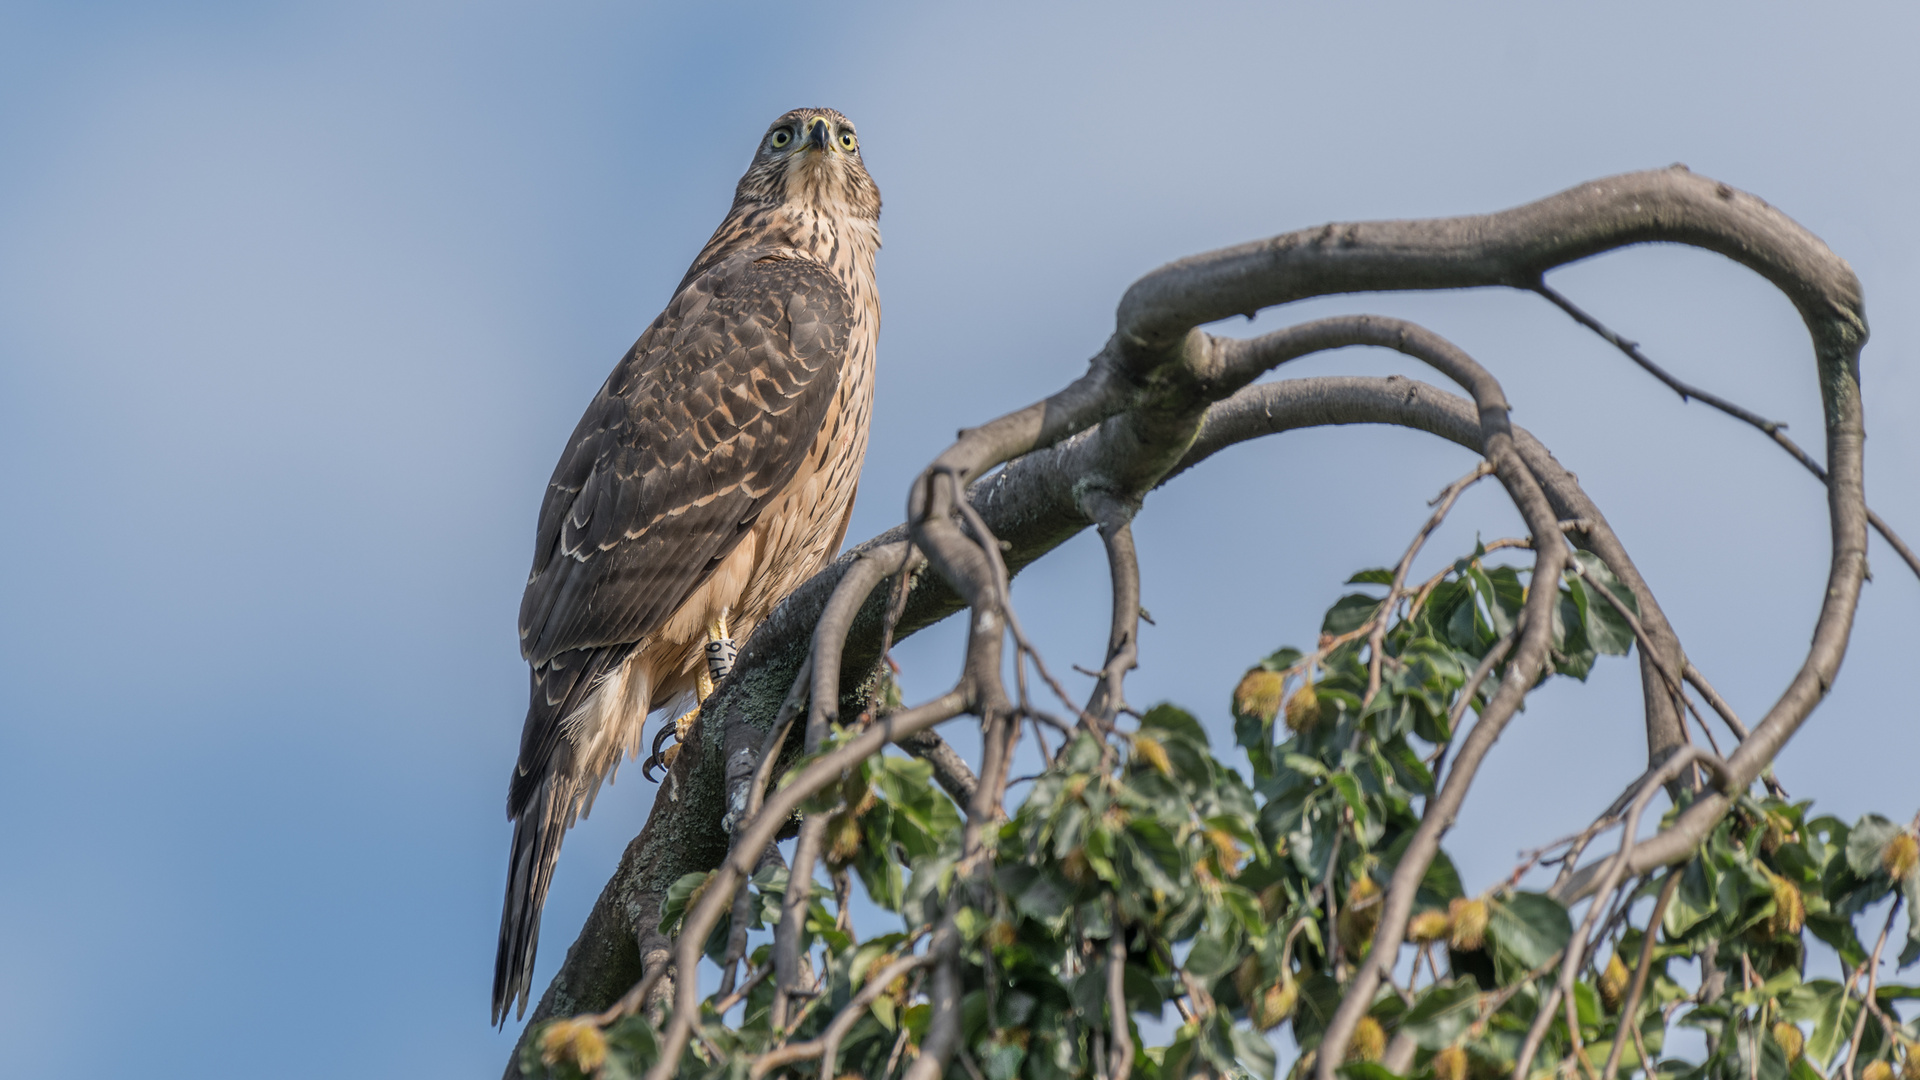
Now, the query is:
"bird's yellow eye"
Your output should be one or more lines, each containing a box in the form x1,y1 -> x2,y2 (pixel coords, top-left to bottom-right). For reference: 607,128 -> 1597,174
770,129 -> 792,149
838,131 -> 857,151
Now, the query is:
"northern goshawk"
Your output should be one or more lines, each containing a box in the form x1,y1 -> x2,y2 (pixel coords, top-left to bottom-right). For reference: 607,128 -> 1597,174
494,108 -> 881,1024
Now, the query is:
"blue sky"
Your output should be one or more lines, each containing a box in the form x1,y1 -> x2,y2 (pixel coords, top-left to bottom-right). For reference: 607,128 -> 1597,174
1,2 -> 1915,1076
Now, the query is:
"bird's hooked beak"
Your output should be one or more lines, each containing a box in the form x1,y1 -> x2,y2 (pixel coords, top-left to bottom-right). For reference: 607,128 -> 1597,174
806,116 -> 831,151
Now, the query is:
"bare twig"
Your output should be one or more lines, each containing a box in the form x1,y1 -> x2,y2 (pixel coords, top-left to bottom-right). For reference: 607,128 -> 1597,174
718,843 -> 785,997
1482,950 -> 1569,1017
946,471 -> 1092,729
1600,869 -> 1681,1080
882,1024 -> 912,1080
1365,462 -> 1497,708
1317,323 -> 1575,1080
712,961 -> 772,1018
1533,280 -> 1916,585
641,690 -> 969,1080
771,812 -> 829,1026
903,921 -> 964,1080
1842,896 -> 1904,1080
1510,817 -> 1618,891
1680,663 -> 1788,798
747,950 -> 939,1079
1449,629 -> 1515,725
1108,898 -> 1135,1080
1514,748 -> 1729,1080
900,728 -> 980,808
1567,558 -> 1727,762
1628,1015 -> 1656,1080
1321,812 -> 1346,972
1084,492 -> 1143,728
810,543 -> 913,743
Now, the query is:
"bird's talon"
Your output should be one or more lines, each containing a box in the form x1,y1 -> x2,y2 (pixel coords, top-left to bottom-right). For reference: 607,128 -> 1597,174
642,706 -> 702,782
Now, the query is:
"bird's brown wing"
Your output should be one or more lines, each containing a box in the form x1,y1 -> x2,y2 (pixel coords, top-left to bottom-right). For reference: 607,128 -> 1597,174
510,249 -> 850,806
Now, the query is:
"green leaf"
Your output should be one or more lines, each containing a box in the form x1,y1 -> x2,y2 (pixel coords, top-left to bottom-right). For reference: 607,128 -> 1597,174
1903,868 -> 1920,967
1329,771 -> 1371,831
1262,647 -> 1306,672
1400,977 -> 1482,1049
1569,552 -> 1636,655
1324,593 -> 1383,636
1141,703 -> 1211,748
1220,883 -> 1264,935
1421,850 -> 1466,904
1665,856 -> 1718,939
1230,1024 -> 1280,1080
1347,569 -> 1395,586
1788,1058 -> 1827,1080
1729,968 -> 1801,1008
1804,979 -> 1855,1066
1004,865 -> 1073,927
1283,753 -> 1330,779
657,870 -> 712,935
1385,740 -> 1435,797
1845,815 -> 1903,879
1445,593 -> 1478,650
1487,892 -> 1571,970
1185,918 -> 1241,979
979,1031 -> 1027,1080
1289,972 -> 1345,1048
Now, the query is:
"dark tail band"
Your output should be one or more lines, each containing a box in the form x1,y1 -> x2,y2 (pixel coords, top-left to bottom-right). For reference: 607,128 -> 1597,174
492,768 -> 575,1026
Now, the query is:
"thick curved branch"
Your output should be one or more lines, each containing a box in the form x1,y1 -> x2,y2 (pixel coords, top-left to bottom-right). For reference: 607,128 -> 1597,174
808,543 -> 910,742
1116,166 -> 1862,357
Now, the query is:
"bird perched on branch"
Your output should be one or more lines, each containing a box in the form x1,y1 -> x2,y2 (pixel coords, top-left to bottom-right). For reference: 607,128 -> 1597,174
494,108 -> 881,1024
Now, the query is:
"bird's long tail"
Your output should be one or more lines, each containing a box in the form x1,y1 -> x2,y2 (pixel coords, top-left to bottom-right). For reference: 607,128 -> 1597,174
493,767 -> 576,1026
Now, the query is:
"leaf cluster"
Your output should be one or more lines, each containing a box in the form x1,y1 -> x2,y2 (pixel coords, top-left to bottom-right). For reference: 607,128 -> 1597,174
520,550 -> 1917,1080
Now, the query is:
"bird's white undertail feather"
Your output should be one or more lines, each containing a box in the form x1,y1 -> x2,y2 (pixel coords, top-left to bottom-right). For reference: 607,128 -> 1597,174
563,659 -> 652,821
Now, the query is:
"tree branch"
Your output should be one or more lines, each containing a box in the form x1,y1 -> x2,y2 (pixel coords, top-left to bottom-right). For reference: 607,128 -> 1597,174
1600,870 -> 1681,1080
1514,748 -> 1729,1079
505,168 -> 1869,1078
900,729 -> 979,807
1532,281 -> 1917,584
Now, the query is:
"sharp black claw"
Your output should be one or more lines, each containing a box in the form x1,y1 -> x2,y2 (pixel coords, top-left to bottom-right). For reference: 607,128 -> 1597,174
643,721 -> 679,782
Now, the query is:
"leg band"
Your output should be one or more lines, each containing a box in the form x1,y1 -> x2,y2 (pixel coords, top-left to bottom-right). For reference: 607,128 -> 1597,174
705,636 -> 737,682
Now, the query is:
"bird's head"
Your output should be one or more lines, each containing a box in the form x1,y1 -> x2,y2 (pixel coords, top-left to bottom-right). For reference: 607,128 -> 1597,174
735,108 -> 880,222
